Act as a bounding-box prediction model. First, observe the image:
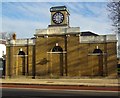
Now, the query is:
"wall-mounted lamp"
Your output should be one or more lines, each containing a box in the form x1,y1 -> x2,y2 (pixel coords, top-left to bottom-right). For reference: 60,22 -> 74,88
66,34 -> 70,37
44,35 -> 48,38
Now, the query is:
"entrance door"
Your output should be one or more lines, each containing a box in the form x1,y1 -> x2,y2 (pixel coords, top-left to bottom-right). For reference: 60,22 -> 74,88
51,53 -> 63,76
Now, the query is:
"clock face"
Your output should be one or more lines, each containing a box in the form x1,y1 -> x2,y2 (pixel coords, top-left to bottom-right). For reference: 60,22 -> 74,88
52,12 -> 64,24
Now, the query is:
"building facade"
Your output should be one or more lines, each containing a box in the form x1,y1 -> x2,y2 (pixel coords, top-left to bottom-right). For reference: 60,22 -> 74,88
0,32 -> 6,77
5,6 -> 117,78
117,33 -> 120,58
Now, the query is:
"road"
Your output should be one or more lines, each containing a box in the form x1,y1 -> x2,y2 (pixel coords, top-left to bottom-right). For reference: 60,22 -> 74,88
2,87 -> 119,98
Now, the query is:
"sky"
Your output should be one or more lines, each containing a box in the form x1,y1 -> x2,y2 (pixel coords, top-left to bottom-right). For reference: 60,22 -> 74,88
1,0 -> 114,38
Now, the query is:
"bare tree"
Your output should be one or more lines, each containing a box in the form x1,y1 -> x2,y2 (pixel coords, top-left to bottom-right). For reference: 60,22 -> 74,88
107,1 -> 120,32
107,1 -> 120,58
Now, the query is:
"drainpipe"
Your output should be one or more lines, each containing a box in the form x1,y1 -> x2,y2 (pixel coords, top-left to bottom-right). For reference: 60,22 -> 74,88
65,35 -> 68,76
104,35 -> 108,76
8,40 -> 11,78
26,39 -> 29,76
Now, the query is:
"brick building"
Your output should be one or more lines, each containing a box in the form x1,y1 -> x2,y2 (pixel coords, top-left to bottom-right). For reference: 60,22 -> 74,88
5,6 -> 117,78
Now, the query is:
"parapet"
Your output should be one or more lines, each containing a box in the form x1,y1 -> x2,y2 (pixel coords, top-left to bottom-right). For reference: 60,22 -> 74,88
6,38 -> 35,46
80,34 -> 117,43
35,26 -> 80,35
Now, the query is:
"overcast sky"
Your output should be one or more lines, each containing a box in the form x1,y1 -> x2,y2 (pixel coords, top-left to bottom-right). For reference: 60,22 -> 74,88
1,0 -> 114,38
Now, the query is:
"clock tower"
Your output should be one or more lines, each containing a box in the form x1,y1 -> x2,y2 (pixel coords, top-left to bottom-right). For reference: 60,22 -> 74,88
49,6 -> 70,27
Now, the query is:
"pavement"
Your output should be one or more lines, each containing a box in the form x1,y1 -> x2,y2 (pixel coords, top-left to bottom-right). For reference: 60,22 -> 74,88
1,77 -> 119,87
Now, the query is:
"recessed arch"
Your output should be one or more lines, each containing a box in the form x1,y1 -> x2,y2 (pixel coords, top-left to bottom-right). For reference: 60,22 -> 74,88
92,47 -> 103,76
49,44 -> 64,76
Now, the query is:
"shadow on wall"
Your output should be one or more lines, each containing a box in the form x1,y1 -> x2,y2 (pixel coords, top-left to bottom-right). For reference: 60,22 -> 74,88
37,58 -> 50,65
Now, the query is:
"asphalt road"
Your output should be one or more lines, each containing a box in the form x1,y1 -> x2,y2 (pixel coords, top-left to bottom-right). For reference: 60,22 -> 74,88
2,87 -> 119,98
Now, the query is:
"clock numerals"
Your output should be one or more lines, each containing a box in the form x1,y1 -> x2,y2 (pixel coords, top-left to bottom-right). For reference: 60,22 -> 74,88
52,12 -> 64,24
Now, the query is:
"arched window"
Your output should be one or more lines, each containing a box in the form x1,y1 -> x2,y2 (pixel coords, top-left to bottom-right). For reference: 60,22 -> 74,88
93,49 -> 102,54
18,48 -> 25,55
93,46 -> 102,54
52,43 -> 63,52
52,46 -> 63,52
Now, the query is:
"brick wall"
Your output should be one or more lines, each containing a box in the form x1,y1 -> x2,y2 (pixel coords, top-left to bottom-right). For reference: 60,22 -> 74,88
5,35 -> 117,78
35,34 -> 117,77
